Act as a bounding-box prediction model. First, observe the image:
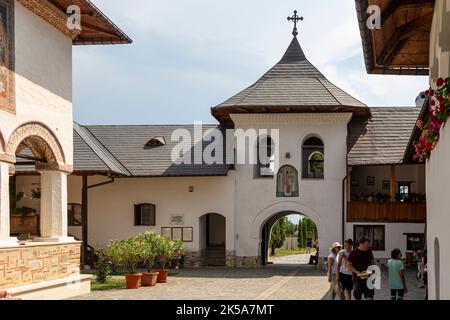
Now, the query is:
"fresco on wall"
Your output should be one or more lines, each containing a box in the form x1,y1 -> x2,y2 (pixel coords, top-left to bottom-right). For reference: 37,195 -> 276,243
0,0 -> 14,112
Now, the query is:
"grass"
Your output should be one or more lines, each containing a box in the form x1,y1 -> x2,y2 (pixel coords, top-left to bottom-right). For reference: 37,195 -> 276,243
272,249 -> 317,257
91,278 -> 125,291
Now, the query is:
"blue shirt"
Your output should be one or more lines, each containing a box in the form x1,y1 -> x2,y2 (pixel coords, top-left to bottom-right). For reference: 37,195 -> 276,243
388,259 -> 405,290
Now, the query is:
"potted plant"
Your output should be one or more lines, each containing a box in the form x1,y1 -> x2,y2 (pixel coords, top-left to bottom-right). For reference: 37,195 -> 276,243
108,237 -> 144,289
154,236 -> 175,283
139,232 -> 160,287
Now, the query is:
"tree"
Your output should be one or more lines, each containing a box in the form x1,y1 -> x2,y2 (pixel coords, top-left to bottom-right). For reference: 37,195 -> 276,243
297,219 -> 304,248
285,219 -> 298,236
269,218 -> 286,256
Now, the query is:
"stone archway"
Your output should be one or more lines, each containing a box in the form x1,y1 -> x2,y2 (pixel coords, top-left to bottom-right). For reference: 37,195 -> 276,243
252,201 -> 325,267
6,122 -> 66,166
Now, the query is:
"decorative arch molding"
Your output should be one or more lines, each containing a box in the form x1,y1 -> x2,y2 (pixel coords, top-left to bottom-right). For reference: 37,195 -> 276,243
251,200 -> 324,239
6,122 -> 66,166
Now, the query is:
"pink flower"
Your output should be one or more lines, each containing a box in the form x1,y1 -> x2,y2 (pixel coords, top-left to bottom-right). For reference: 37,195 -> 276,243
416,120 -> 423,129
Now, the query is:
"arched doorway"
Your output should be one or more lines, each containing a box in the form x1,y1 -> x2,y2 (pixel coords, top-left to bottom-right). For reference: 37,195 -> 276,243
4,122 -> 69,241
199,213 -> 226,266
261,211 -> 318,266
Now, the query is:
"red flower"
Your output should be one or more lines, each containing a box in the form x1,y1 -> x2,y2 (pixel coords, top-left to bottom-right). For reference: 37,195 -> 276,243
437,77 -> 445,87
416,120 -> 423,129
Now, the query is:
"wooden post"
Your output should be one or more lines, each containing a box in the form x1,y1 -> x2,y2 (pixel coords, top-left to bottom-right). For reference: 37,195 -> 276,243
81,175 -> 88,267
390,165 -> 397,202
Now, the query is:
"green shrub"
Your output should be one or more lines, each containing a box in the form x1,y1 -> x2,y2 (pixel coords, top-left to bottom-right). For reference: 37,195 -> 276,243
107,237 -> 145,274
94,246 -> 112,284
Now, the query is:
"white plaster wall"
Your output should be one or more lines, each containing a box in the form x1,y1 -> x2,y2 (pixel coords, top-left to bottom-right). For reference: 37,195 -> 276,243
0,1 -> 73,165
426,0 -> 450,300
345,222 -> 425,259
232,114 -> 350,258
67,174 -> 236,252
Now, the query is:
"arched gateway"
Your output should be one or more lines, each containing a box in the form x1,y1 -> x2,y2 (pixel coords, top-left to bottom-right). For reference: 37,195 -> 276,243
252,201 -> 324,266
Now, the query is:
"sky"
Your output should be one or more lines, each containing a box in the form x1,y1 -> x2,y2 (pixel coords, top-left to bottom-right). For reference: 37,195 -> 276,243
73,0 -> 429,125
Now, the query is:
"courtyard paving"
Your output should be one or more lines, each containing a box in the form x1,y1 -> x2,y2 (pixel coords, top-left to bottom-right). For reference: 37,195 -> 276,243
73,254 -> 426,300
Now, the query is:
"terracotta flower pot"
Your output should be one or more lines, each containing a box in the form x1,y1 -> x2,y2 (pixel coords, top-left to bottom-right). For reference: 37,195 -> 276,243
156,269 -> 169,283
141,272 -> 159,287
124,273 -> 142,289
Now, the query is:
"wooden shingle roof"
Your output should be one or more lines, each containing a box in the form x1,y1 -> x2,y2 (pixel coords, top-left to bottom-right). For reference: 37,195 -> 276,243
212,37 -> 369,123
348,107 -> 421,166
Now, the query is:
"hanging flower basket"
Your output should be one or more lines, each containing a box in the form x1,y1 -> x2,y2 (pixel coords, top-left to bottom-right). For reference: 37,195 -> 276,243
413,77 -> 450,162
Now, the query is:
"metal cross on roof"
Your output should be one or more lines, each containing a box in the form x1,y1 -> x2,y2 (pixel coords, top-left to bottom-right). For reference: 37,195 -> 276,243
287,10 -> 303,37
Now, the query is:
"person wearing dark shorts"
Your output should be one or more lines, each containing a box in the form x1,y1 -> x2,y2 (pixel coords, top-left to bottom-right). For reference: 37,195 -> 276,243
337,239 -> 354,300
348,237 -> 376,300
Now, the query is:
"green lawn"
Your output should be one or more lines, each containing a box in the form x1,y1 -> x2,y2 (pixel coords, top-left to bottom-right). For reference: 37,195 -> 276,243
272,249 -> 317,257
91,278 -> 126,291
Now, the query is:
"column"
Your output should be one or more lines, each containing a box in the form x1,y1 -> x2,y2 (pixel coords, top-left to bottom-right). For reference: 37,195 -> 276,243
35,170 -> 73,242
390,165 -> 397,202
0,161 -> 18,246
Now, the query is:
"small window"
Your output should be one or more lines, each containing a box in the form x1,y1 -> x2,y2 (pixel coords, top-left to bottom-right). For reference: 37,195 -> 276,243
354,225 -> 385,251
308,151 -> 324,179
398,182 -> 412,202
68,203 -> 82,226
145,137 -> 166,148
134,203 -> 156,226
302,137 -> 324,179
257,136 -> 275,177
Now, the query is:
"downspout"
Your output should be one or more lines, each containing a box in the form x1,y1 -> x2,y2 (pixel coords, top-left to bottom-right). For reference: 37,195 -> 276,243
81,175 -> 115,267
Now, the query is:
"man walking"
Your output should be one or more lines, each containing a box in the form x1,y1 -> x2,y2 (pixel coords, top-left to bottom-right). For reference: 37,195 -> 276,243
348,237 -> 376,300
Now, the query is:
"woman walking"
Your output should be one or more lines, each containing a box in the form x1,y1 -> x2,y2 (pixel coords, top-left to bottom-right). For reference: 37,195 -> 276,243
327,242 -> 343,300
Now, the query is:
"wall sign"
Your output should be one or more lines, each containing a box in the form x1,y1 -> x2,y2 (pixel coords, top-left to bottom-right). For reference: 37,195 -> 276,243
170,214 -> 184,226
161,227 -> 193,242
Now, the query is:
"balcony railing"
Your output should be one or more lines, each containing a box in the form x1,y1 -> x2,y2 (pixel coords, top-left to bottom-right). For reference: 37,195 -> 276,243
347,201 -> 426,223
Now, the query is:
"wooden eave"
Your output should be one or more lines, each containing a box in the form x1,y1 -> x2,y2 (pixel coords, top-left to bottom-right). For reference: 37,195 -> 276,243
356,0 -> 435,75
17,0 -> 132,45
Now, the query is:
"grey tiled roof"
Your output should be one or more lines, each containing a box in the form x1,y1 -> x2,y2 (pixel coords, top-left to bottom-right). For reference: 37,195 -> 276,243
348,107 -> 421,166
212,37 -> 368,121
73,123 -> 130,175
81,124 -> 230,177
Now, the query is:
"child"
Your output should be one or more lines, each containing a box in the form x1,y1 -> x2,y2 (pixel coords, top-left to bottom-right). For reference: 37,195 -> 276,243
388,249 -> 408,300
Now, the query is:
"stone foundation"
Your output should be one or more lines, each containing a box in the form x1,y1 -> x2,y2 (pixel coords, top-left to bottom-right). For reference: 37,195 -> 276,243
183,251 -> 201,268
235,256 -> 262,268
225,251 -> 236,268
0,242 -> 82,290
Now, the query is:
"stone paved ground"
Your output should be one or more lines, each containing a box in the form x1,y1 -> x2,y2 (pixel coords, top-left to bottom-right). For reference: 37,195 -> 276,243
73,254 -> 426,300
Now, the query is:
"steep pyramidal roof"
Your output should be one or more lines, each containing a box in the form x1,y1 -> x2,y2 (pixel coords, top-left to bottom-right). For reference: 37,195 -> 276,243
212,36 -> 369,123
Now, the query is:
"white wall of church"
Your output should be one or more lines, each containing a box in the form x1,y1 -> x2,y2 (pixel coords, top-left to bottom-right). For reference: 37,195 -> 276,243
345,222 -> 425,260
66,174 -> 236,253
426,0 -> 450,300
231,114 -> 351,260
0,1 -> 73,165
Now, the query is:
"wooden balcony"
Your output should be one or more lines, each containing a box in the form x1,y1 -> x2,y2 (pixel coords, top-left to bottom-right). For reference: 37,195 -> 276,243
347,202 -> 426,223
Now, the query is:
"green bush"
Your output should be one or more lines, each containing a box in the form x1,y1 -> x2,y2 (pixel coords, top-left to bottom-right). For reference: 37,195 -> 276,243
138,231 -> 159,272
107,237 -> 145,274
94,246 -> 112,284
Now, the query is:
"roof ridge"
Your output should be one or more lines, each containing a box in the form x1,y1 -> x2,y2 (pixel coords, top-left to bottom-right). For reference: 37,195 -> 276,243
73,122 -> 131,176
317,78 -> 342,106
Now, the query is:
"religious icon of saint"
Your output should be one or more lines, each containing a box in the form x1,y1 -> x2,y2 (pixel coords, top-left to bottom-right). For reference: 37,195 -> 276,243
277,166 -> 299,197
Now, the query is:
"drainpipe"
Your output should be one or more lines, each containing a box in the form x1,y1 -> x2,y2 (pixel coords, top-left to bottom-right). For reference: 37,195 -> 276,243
81,175 -> 115,267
